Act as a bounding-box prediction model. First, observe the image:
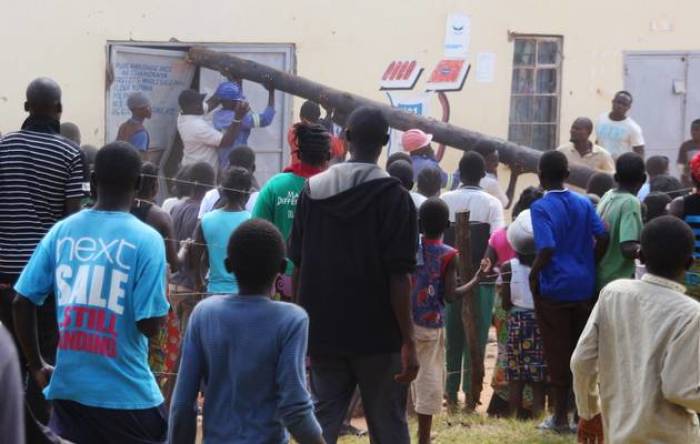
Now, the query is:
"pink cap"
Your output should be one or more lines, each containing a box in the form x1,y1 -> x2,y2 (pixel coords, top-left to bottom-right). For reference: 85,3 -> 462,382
401,129 -> 433,152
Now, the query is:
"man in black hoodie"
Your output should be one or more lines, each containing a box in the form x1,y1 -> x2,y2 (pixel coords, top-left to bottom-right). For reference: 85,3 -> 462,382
289,106 -> 418,444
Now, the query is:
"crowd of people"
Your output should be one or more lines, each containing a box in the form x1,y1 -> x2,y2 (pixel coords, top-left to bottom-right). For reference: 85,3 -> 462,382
3,76 -> 700,444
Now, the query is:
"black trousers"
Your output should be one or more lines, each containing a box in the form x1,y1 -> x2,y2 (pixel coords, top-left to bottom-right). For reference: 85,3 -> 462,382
309,352 -> 409,444
0,280 -> 58,425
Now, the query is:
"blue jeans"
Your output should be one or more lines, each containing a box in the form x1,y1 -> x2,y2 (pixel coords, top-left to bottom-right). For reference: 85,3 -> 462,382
309,353 -> 409,444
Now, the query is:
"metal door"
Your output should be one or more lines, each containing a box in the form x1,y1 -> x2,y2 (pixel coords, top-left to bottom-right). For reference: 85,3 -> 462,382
624,53 -> 686,174
685,56 -> 700,139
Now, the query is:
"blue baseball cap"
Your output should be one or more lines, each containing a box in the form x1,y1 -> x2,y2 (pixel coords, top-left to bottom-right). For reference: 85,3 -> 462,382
215,82 -> 245,101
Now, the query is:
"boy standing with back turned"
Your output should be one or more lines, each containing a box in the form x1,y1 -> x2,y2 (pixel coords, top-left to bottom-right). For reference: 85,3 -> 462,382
169,219 -> 324,444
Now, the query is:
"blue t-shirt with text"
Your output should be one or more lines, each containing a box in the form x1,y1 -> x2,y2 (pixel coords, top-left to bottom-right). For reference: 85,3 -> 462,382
14,209 -> 169,409
531,189 -> 607,302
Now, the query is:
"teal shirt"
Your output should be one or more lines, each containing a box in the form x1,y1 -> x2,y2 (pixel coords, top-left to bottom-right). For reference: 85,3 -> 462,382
201,209 -> 251,293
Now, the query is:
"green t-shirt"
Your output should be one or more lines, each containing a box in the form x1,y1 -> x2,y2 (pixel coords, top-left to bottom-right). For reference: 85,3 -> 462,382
252,172 -> 306,275
596,190 -> 643,291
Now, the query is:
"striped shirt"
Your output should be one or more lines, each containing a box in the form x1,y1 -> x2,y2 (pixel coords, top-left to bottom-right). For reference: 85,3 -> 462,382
682,193 -> 700,259
0,116 -> 85,279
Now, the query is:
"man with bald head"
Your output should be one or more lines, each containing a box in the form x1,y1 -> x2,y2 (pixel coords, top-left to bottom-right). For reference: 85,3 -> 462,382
0,77 -> 87,425
557,118 -> 615,173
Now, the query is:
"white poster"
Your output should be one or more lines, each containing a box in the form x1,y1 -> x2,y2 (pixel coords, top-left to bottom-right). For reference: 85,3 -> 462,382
106,46 -> 195,154
475,52 -> 496,83
444,13 -> 471,57
385,92 -> 432,155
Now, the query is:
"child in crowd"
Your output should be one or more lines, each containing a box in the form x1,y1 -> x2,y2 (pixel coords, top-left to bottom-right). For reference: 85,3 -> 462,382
13,142 -> 169,443
573,216 -> 700,443
670,152 -> 700,299
643,192 -> 671,223
169,219 -> 324,444
170,162 -> 215,329
417,167 -> 443,199
596,153 -> 645,293
411,197 -> 489,444
388,159 -> 426,209
253,122 -> 330,300
484,186 -> 543,417
502,210 -> 546,418
386,151 -> 413,170
191,167 -> 252,293
585,172 -> 614,207
650,174 -> 685,199
529,151 -> 608,432
198,146 -> 259,217
162,165 -> 192,215
637,155 -> 669,201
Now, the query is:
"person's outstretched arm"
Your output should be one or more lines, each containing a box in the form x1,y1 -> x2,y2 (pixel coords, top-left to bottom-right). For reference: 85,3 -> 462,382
276,311 -> 325,444
168,308 -> 204,444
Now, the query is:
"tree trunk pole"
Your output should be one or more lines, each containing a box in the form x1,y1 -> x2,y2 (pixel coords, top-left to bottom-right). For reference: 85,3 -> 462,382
187,47 -> 598,188
455,211 -> 483,410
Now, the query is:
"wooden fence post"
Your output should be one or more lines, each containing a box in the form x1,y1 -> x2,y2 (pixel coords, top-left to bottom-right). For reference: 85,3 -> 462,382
455,211 -> 484,410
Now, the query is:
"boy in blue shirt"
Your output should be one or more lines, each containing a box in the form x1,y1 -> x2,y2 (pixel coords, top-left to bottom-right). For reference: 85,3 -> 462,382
529,150 -> 609,432
12,142 -> 170,444
169,219 -> 324,444
117,92 -> 152,153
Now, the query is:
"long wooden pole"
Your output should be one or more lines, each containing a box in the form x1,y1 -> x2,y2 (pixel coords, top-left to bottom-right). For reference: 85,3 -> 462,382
187,47 -> 598,188
455,211 -> 483,410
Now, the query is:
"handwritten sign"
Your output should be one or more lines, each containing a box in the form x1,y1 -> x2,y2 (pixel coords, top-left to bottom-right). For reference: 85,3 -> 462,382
106,47 -> 195,151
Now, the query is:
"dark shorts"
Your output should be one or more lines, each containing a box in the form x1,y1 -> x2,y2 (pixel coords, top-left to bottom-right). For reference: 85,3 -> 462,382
49,399 -> 167,444
534,297 -> 593,387
506,309 -> 547,383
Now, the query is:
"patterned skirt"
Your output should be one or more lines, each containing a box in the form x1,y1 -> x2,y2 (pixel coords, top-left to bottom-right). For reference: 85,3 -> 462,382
506,309 -> 547,383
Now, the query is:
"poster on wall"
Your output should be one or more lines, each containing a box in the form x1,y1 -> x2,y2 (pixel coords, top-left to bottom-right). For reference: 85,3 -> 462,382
106,46 -> 195,161
444,13 -> 471,57
475,52 -> 496,83
386,92 -> 432,155
425,59 -> 470,92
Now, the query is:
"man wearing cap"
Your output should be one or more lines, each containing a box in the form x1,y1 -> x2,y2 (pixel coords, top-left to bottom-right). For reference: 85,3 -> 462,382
402,129 -> 458,191
210,81 -> 276,169
177,89 -> 247,170
117,92 -> 152,153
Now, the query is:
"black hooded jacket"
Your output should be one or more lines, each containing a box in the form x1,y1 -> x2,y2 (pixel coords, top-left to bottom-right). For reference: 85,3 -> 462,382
289,163 -> 417,356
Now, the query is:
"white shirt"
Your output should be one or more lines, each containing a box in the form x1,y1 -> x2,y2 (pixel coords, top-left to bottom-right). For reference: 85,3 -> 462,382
162,197 -> 186,215
177,114 -> 223,169
508,258 -> 534,309
198,188 -> 258,219
440,186 -> 505,233
595,112 -> 645,158
479,173 -> 508,207
410,191 -> 427,210
571,274 -> 700,444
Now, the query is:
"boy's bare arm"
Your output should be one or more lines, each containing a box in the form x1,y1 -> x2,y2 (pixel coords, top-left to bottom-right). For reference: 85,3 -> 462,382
389,273 -> 418,384
454,257 -> 491,298
12,296 -> 52,389
190,224 -> 207,291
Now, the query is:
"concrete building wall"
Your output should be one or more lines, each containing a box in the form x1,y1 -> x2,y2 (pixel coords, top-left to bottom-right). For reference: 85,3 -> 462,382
2,1 -> 699,173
